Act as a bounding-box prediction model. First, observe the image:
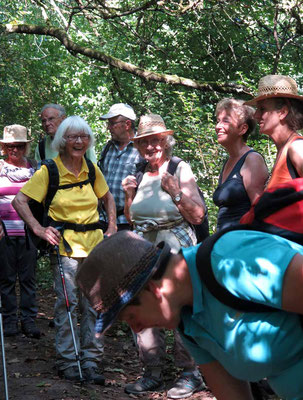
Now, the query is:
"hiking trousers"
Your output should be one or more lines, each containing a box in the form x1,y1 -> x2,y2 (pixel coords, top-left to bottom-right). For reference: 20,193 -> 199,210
0,236 -> 38,324
50,254 -> 104,371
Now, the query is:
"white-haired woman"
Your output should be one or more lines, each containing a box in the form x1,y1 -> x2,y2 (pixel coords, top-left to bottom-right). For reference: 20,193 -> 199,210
13,116 -> 117,384
0,125 -> 40,338
246,74 -> 303,188
122,114 -> 206,399
213,98 -> 269,231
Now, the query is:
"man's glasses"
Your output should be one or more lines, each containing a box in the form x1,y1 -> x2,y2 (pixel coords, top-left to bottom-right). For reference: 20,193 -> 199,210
66,134 -> 90,142
107,120 -> 126,127
5,143 -> 26,150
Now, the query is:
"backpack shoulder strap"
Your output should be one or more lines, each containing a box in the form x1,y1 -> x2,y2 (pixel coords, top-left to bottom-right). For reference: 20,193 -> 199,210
135,159 -> 148,187
85,158 -> 96,189
38,137 -> 46,161
97,141 -> 113,170
42,159 -> 59,219
167,156 -> 183,175
196,225 -> 277,313
286,136 -> 303,179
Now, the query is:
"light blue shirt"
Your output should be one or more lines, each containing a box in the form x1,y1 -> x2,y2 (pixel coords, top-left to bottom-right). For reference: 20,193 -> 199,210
180,231 -> 303,385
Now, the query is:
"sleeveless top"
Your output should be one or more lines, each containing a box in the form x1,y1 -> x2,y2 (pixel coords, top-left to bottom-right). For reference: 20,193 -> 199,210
266,135 -> 302,189
213,150 -> 255,231
130,160 -> 196,250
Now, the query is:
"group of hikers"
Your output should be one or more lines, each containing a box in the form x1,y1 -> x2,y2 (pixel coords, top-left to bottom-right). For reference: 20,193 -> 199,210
1,73 -> 303,400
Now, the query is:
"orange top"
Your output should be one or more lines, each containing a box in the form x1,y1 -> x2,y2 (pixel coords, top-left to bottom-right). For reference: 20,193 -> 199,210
266,135 -> 302,189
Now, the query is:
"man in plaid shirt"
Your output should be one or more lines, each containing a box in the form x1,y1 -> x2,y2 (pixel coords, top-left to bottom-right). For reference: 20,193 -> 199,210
98,103 -> 141,230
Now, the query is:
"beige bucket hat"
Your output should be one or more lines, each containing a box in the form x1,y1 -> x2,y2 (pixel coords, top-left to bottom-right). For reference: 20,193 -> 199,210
245,75 -> 303,106
0,125 -> 33,143
134,114 -> 173,140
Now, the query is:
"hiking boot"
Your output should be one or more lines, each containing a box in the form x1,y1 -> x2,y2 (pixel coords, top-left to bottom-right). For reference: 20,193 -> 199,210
167,371 -> 205,399
21,321 -> 41,339
125,372 -> 164,394
4,321 -> 18,337
58,366 -> 81,381
82,366 -> 105,385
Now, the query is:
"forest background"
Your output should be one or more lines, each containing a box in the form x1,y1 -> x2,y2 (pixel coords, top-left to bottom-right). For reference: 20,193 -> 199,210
1,0 -> 303,233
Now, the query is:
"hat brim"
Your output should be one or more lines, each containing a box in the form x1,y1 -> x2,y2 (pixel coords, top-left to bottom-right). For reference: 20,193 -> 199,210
245,92 -> 303,106
100,112 -> 136,120
0,139 -> 33,143
95,241 -> 172,336
100,112 -> 118,119
134,130 -> 174,140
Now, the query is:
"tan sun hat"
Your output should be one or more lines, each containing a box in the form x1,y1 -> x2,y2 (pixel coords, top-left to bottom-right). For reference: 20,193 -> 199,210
0,125 -> 33,143
245,75 -> 303,106
134,114 -> 173,140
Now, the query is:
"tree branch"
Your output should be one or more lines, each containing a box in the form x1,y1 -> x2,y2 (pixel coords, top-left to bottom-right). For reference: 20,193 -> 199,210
2,23 -> 251,95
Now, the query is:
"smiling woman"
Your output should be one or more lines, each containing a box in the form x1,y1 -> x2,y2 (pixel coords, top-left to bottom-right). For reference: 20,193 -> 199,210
246,75 -> 303,188
121,113 -> 206,398
213,99 -> 269,231
12,116 -> 117,384
0,125 -> 40,339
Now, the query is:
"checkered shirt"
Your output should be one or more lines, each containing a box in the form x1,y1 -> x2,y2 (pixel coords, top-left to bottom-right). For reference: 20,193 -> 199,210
98,140 -> 140,224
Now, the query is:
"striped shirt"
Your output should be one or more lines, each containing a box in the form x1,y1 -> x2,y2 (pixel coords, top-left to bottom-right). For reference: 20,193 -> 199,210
0,160 -> 35,236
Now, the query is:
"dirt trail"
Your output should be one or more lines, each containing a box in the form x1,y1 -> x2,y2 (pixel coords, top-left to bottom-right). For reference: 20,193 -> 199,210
0,288 -> 215,400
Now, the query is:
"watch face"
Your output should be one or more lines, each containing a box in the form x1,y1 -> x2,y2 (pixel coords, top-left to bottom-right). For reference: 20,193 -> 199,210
174,193 -> 182,202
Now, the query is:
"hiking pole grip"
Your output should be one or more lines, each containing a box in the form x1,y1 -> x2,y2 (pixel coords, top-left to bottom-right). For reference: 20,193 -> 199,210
53,246 -> 84,381
0,295 -> 9,400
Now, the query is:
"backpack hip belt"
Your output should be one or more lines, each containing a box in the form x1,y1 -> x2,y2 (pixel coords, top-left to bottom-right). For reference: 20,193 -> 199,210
134,217 -> 185,233
50,219 -> 103,253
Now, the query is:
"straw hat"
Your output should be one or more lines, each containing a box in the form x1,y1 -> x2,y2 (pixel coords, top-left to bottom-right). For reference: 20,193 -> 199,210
134,114 -> 173,140
245,75 -> 303,106
76,230 -> 172,335
0,125 -> 33,143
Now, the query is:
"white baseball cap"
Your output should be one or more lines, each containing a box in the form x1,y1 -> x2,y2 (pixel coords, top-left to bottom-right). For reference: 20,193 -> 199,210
100,103 -> 136,121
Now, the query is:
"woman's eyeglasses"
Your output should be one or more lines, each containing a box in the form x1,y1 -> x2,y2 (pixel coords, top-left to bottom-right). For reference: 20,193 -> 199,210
66,134 -> 90,142
5,143 -> 26,150
138,137 -> 165,147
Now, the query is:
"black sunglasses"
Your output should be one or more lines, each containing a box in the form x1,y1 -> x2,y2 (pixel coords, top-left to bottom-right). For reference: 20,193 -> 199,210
5,143 -> 26,149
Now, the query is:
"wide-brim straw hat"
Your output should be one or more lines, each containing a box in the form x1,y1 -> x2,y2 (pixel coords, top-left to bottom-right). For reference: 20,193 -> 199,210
76,230 -> 172,335
134,114 -> 173,140
0,124 -> 33,143
245,75 -> 303,106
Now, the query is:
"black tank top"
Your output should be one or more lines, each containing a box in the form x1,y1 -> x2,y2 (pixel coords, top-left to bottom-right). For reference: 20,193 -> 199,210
213,150 -> 255,231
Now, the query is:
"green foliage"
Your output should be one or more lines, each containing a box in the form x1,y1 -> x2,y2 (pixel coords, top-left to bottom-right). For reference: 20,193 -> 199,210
1,0 -> 303,232
36,255 -> 53,289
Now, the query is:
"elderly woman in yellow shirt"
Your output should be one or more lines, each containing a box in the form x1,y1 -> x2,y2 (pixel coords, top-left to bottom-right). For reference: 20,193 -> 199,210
13,116 -> 117,384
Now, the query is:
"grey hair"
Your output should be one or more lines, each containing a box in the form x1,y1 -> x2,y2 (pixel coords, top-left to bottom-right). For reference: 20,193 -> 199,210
165,135 -> 175,157
216,98 -> 256,141
51,116 -> 94,154
40,104 -> 66,117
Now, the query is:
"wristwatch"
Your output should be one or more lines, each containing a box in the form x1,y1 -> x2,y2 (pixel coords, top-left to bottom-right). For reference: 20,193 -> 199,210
173,191 -> 183,204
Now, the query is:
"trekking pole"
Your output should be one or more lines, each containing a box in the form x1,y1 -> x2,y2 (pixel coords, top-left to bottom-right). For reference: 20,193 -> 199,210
54,245 -> 83,381
0,294 -> 9,400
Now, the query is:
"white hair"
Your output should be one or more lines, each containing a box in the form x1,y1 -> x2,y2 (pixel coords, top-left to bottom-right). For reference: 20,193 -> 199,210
51,116 -> 94,154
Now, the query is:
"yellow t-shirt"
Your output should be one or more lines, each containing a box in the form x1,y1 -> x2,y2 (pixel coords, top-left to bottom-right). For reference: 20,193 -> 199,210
21,155 -> 109,257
